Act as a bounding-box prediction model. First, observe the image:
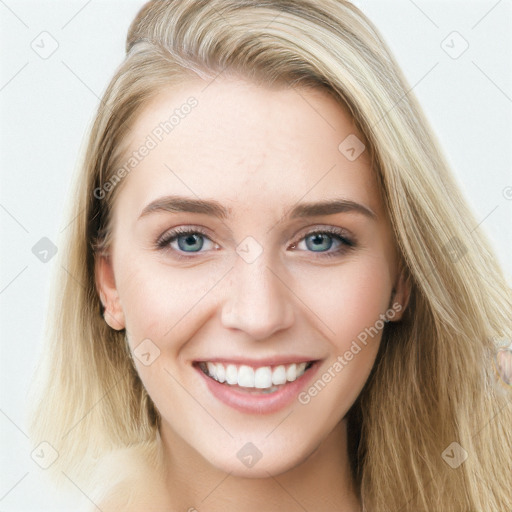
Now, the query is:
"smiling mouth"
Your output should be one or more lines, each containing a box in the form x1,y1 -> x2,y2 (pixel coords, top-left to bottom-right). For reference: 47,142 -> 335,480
195,360 -> 316,394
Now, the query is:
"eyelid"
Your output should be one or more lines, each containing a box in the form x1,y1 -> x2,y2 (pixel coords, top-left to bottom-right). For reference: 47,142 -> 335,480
156,224 -> 212,247
290,224 -> 355,246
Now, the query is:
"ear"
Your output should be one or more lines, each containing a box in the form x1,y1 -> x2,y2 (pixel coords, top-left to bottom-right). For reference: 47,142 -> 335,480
95,254 -> 126,330
388,264 -> 411,322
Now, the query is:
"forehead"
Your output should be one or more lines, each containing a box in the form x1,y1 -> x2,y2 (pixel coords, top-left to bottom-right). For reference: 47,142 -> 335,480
113,76 -> 382,220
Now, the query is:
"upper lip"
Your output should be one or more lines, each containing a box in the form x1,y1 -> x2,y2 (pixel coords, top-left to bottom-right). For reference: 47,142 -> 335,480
193,356 -> 320,367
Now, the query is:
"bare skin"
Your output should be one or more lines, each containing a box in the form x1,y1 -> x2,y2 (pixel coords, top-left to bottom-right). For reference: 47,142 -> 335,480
96,75 -> 410,511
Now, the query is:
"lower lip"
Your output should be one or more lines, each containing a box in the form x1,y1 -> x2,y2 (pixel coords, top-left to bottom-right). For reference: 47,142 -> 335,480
194,361 -> 321,414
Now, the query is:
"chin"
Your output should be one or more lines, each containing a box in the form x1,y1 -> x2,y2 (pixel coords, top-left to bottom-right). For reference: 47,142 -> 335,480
200,437 -> 318,479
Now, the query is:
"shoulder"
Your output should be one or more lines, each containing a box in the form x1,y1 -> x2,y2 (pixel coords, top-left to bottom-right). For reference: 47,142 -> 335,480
86,440 -> 172,511
96,480 -> 172,512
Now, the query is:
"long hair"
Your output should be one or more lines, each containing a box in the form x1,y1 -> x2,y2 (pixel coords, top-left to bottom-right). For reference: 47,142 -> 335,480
26,1 -> 512,510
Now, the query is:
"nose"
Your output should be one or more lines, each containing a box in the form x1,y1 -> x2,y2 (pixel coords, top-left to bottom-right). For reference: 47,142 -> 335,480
221,256 -> 295,340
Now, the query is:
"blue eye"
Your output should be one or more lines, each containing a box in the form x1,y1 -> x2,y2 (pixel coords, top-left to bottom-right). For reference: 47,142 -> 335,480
291,227 -> 355,259
157,226 -> 215,254
156,226 -> 355,260
302,232 -> 344,252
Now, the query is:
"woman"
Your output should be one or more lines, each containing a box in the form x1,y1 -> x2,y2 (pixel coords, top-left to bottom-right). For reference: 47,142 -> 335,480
26,1 -> 512,510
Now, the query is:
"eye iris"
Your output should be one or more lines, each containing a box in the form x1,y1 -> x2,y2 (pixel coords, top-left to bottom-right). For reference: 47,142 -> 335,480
177,233 -> 204,252
306,233 -> 333,252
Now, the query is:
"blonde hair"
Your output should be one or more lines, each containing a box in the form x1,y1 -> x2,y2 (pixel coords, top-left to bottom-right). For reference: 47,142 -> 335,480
26,1 -> 512,510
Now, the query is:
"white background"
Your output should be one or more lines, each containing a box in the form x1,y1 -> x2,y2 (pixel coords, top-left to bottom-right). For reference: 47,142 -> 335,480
1,0 -> 511,510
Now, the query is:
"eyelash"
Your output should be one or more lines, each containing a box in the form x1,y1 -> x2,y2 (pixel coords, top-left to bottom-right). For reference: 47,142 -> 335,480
156,225 -> 356,261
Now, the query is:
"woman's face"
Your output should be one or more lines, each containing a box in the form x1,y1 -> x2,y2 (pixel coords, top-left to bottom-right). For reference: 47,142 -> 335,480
96,76 -> 409,477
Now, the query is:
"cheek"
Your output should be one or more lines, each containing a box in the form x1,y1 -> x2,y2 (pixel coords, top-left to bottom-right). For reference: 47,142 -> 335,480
294,260 -> 392,420
115,260 -> 219,403
116,255 -> 224,346
117,243 -> 394,351
290,254 -> 394,350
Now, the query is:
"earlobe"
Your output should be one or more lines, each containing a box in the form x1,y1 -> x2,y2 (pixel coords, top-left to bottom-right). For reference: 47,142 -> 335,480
94,254 -> 126,330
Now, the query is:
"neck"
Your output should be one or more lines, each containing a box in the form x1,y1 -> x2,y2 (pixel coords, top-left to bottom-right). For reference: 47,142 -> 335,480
160,419 -> 361,512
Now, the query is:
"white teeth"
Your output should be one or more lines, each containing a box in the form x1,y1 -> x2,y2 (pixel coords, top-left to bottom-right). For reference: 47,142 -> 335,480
272,365 -> 287,385
216,363 -> 225,383
200,360 -> 312,389
225,364 -> 238,385
286,363 -> 297,382
238,365 -> 254,387
207,362 -> 217,380
254,367 -> 272,388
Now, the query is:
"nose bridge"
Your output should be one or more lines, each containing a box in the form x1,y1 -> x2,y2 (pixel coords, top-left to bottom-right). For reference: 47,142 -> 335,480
220,248 -> 295,339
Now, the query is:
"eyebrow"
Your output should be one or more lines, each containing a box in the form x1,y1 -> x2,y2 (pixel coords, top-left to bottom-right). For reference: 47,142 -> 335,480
138,195 -> 377,221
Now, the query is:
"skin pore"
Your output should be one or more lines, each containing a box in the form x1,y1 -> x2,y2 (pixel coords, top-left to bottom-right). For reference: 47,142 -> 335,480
96,76 -> 410,511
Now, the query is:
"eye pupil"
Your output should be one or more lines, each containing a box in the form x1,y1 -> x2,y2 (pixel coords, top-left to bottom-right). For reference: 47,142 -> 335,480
178,233 -> 203,252
306,233 -> 333,252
